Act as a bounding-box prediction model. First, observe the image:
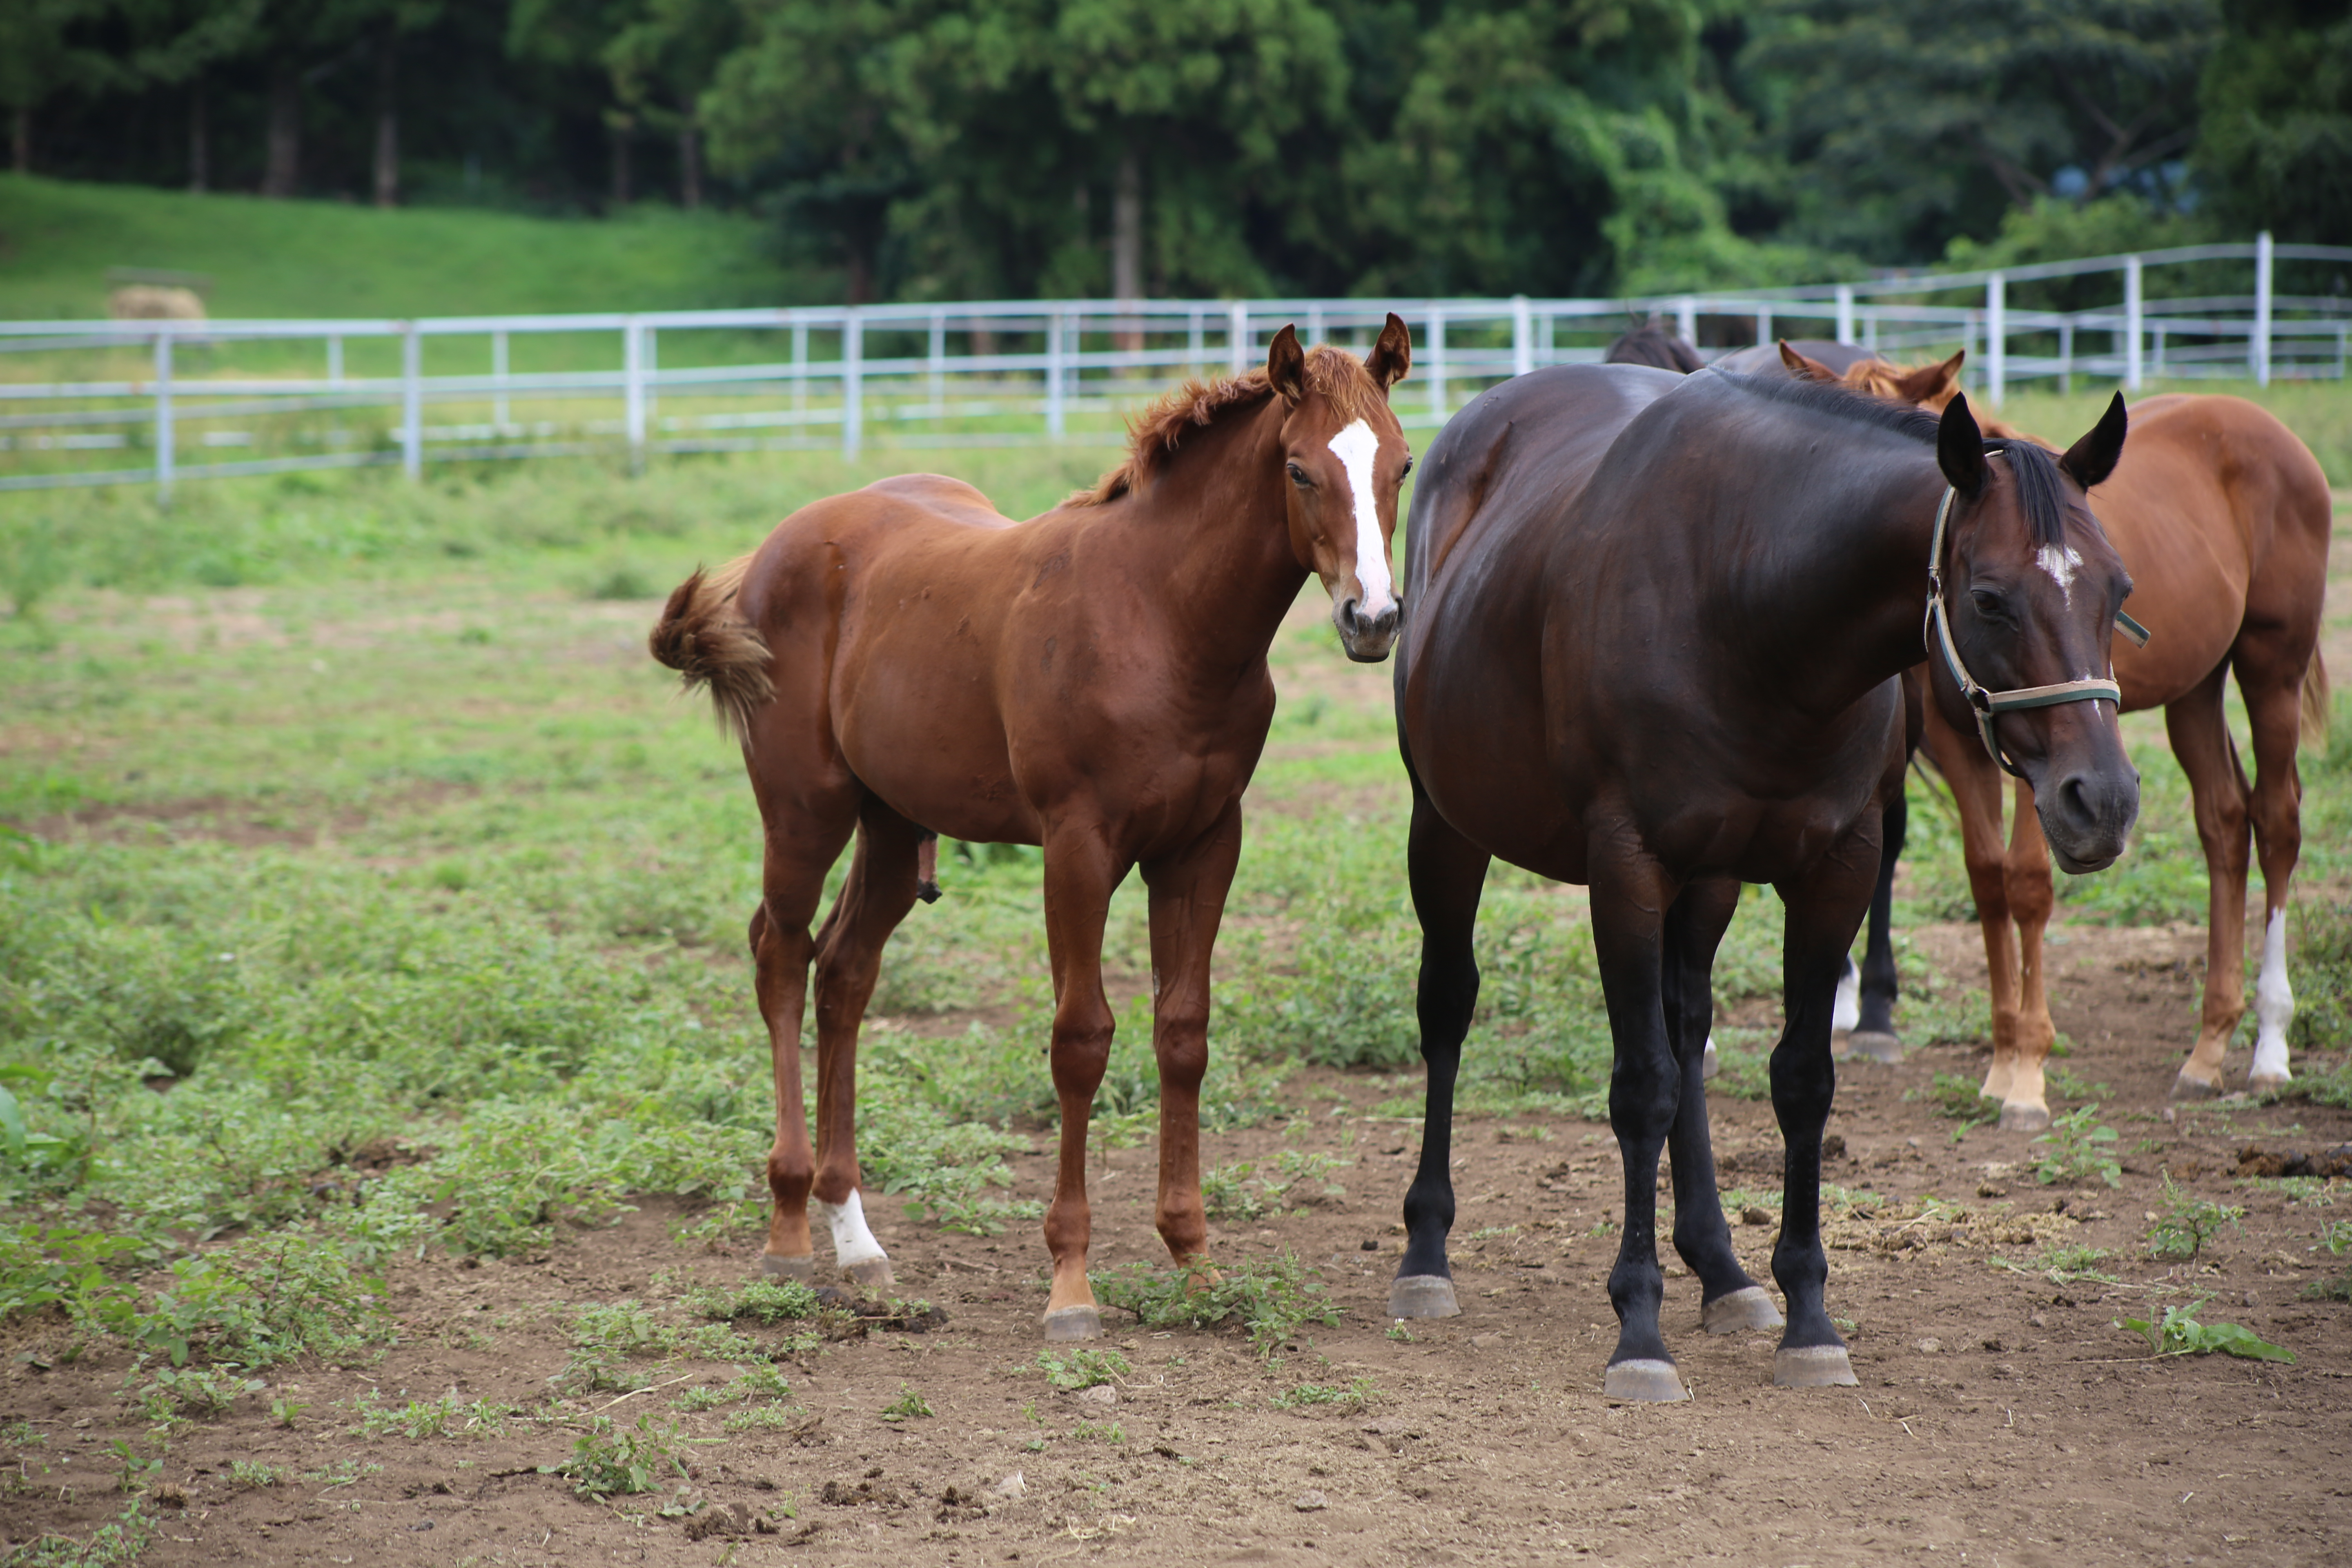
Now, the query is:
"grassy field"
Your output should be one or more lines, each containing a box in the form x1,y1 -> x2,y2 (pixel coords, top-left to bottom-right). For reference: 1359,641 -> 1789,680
1,379 -> 2348,1558
0,174 -> 817,322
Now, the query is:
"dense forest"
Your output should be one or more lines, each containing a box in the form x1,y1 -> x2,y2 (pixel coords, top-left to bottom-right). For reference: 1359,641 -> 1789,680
4,0 -> 2347,301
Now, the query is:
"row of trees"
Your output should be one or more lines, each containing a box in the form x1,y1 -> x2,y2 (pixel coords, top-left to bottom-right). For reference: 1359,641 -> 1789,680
5,0 -> 2347,300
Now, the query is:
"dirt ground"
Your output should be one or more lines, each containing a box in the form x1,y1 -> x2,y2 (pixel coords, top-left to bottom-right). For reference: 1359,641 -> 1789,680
5,913 -> 2348,1568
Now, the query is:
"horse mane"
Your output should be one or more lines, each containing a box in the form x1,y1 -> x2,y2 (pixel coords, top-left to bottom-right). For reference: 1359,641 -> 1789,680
1068,345 -> 1385,507
1714,370 -> 2069,546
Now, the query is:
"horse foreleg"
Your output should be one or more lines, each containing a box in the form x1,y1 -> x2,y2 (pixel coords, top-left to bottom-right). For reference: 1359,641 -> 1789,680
807,805 -> 926,1289
1664,878 -> 1781,1335
1998,784 -> 2058,1133
1038,825 -> 1125,1341
1588,843 -> 1689,1402
1139,803 -> 1244,1272
1923,702 -> 2022,1103
1768,836 -> 1875,1390
1391,790 -> 1489,1321
2166,669 -> 2251,1098
2236,642 -> 2311,1090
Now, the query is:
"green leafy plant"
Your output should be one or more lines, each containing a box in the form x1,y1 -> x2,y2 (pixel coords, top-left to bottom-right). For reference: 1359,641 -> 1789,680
1271,1376 -> 1381,1411
1991,1243 -> 2118,1286
1093,1250 -> 1339,1356
2117,1298 -> 2292,1362
880,1385 -> 934,1422
2032,1106 -> 2122,1187
227,1460 -> 282,1488
682,1278 -> 819,1325
2307,1218 -> 2352,1302
1029,1348 -> 1129,1392
2145,1174 -> 2244,1262
554,1415 -> 688,1501
1905,1073 -> 2000,1129
128,1365 -> 263,1424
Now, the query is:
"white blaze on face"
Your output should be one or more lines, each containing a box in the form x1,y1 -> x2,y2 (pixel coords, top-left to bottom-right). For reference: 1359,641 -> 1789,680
1326,419 -> 1395,618
2037,542 -> 2085,604
811,1190 -> 888,1270
2251,908 -> 2295,1083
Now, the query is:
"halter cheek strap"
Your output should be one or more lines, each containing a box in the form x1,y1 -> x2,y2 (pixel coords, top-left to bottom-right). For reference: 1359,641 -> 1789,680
1923,484 -> 2146,779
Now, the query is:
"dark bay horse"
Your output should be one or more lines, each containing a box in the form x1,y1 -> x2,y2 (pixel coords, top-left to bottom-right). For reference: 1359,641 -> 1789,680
1784,346 -> 2334,1125
1390,364 -> 2140,1399
1603,322 -> 1706,372
651,320 -> 1414,1340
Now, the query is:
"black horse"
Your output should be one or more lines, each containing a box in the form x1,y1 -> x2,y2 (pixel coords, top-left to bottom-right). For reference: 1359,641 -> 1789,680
1602,322 -> 1706,372
1388,365 -> 2139,1399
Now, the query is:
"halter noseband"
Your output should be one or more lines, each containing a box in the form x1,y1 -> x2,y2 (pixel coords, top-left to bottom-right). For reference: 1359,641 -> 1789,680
1923,479 -> 2149,779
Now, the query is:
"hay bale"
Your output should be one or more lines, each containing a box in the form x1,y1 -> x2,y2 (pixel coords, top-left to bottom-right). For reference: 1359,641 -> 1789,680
108,284 -> 207,322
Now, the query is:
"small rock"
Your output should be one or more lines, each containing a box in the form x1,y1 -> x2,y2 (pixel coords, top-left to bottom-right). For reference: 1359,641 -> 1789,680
1981,1336 -> 2005,1353
1294,1490 -> 1328,1513
1740,1205 -> 1772,1226
1360,1239 -> 1379,1252
2027,1313 -> 2047,1329
1976,1183 -> 2007,1199
1915,1337 -> 1942,1354
1075,1384 -> 1118,1407
989,1472 -> 1027,1501
1470,1333 -> 1506,1350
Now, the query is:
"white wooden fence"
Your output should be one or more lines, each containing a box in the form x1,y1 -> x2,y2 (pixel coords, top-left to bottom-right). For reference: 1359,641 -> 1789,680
1,234 -> 2345,497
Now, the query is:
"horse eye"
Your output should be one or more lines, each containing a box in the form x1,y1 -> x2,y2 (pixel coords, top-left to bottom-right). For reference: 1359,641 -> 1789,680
1286,462 -> 1310,486
1970,588 -> 2009,622
1401,457 -> 1414,479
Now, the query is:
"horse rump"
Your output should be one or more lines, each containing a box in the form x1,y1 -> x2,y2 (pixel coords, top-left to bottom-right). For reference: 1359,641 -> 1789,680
649,557 -> 773,743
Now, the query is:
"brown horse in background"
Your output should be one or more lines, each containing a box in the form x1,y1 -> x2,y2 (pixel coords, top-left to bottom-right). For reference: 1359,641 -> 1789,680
1784,344 -> 2334,1127
652,320 -> 1414,1339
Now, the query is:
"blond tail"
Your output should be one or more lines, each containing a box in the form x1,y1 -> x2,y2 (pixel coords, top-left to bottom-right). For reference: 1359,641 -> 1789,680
647,556 -> 772,745
2301,649 -> 2331,750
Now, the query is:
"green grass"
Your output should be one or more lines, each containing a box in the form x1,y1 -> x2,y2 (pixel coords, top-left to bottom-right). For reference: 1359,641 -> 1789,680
0,173 -> 816,323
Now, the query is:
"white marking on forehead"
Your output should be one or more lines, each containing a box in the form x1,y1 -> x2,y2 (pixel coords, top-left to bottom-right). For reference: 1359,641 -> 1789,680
2037,543 -> 2084,603
1327,419 -> 1395,617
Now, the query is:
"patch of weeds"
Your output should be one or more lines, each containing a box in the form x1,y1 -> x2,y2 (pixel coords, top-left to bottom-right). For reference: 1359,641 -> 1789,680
2245,1176 -> 2344,1206
880,1386 -> 934,1422
1708,1041 -> 1773,1102
1992,1243 -> 2118,1286
1272,1146 -> 1350,1202
352,1390 -> 523,1440
673,1365 -> 792,1411
1,1501 -> 153,1567
1820,1185 -> 1888,1217
2145,1174 -> 2244,1262
1270,1377 -> 1381,1412
269,1396 -> 307,1428
1199,1162 -> 1275,1222
1068,1420 -> 1125,1443
1466,1225 -> 1519,1243
1029,1348 -> 1128,1392
2117,1298 -> 2293,1362
226,1460 -> 281,1488
2288,900 -> 2352,1053
1093,1250 -> 1339,1356
721,1405 -> 806,1434
1386,1322 -> 1413,1343
2276,1057 -> 2352,1111
1906,1073 -> 1999,1131
682,1278 -> 819,1325
106,1438 -> 162,1494
2045,1065 -> 2112,1103
297,1459 -> 381,1488
1718,1187 -> 1783,1214
555,1415 -> 690,1501
2031,1107 -> 2122,1188
128,1365 -> 263,1424
2305,1219 -> 2352,1302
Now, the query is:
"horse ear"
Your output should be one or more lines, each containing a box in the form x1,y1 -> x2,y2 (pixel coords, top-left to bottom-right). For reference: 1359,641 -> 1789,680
2060,392 -> 2128,490
1365,312 -> 1412,391
1937,391 -> 1988,496
1266,325 -> 1307,404
1893,349 -> 1965,405
1777,341 -> 1837,381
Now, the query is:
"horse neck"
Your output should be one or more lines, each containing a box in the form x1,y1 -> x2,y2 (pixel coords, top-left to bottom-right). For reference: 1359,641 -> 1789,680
1113,398 -> 1308,669
1757,451 -> 1950,713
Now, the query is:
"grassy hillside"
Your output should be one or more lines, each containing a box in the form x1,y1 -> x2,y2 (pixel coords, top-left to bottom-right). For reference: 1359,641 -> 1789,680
0,174 -> 826,321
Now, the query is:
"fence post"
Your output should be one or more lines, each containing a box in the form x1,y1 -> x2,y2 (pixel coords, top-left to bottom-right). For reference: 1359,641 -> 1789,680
492,329 -> 510,428
1428,308 -> 1447,419
1045,307 -> 1065,440
2124,255 -> 2143,391
153,332 -> 174,502
1755,304 -> 1772,350
843,310 -> 864,458
928,309 -> 946,414
1188,308 -> 1204,376
2059,320 -> 2074,396
1985,272 -> 2006,407
1835,284 -> 1855,345
1306,305 -> 1324,347
623,316 -> 646,473
644,325 -> 659,433
1228,301 -> 1249,375
792,316 -> 808,417
401,321 -> 422,481
1676,295 -> 1697,347
1512,294 -> 1533,377
2254,229 -> 2274,386
327,334 -> 344,385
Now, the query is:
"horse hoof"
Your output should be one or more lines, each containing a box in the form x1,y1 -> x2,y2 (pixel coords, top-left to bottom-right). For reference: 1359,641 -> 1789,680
1701,1286 -> 1784,1335
2248,1073 -> 2290,1095
762,1253 -> 816,1282
1042,1306 -> 1102,1342
1602,1359 -> 1690,1403
1387,1275 -> 1461,1320
843,1257 -> 896,1290
1774,1345 -> 1858,1388
1997,1102 -> 2051,1134
2171,1069 -> 2223,1101
1842,1030 -> 1904,1064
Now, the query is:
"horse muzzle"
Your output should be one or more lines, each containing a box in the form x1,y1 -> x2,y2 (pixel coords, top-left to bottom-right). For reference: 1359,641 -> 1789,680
1335,596 -> 1400,663
2036,760 -> 2140,874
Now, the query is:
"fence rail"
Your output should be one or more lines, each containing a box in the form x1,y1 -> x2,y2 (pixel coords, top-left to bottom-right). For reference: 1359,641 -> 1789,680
2,234 -> 2346,497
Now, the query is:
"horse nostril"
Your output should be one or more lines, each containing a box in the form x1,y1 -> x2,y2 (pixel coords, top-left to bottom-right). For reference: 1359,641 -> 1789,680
1339,598 -> 1362,635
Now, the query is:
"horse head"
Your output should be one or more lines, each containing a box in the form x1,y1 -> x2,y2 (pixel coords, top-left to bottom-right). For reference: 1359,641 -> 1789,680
1266,314 -> 1414,662
1930,391 -> 2140,872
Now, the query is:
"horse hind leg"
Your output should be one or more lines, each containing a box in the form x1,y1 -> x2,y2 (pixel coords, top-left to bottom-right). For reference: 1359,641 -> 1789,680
752,824 -> 855,1281
2165,669 -> 2252,1098
806,803 -> 929,1289
1844,790 -> 1907,1062
2236,640 -> 2312,1090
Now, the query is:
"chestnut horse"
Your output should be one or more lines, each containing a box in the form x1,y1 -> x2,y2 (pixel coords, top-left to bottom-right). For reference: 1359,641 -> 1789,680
1784,344 -> 2333,1126
1389,364 -> 2140,1400
651,320 -> 1414,1339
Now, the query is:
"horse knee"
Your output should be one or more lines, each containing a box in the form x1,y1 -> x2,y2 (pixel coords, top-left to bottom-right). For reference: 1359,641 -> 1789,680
767,1147 -> 814,1201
